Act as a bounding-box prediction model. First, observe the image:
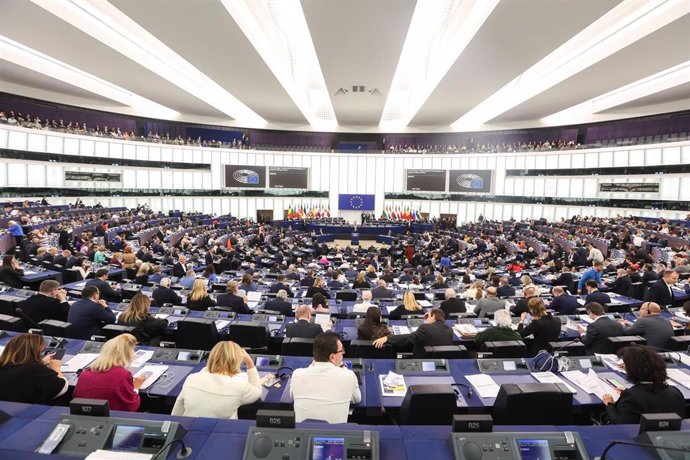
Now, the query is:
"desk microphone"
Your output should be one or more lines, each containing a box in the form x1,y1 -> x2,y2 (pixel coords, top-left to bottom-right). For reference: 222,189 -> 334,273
16,308 -> 68,349
451,382 -> 473,398
150,439 -> 192,460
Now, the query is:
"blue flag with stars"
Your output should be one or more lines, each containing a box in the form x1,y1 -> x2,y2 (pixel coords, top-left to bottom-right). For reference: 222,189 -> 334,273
338,194 -> 375,210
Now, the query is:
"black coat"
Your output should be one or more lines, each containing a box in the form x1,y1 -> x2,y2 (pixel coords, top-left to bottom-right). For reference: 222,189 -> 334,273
285,319 -> 322,339
496,285 -> 516,297
518,314 -> 561,357
606,275 -> 632,296
18,294 -> 70,324
263,298 -> 293,316
388,320 -> 453,358
580,316 -> 624,354
0,363 -> 66,404
439,298 -> 467,317
645,279 -> 674,307
549,294 -> 580,315
151,287 -> 183,307
0,266 -> 25,288
186,295 -> 216,311
605,384 -> 684,424
216,293 -> 251,314
117,315 -> 168,346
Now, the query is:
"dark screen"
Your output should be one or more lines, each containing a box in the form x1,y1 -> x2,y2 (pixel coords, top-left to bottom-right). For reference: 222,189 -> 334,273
406,169 -> 446,192
269,167 -> 309,189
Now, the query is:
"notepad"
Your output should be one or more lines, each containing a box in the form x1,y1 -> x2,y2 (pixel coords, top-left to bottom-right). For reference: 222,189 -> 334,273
531,371 -> 577,393
246,291 -> 262,302
61,353 -> 99,373
392,325 -> 410,335
130,350 -> 154,368
466,374 -> 500,398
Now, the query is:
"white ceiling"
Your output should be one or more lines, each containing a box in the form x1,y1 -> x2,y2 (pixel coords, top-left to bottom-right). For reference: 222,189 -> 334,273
0,0 -> 688,133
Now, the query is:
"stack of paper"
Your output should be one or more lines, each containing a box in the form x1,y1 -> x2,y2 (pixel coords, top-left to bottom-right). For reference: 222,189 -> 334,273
392,325 -> 410,335
466,374 -> 500,398
61,353 -> 99,373
531,371 -> 578,393
667,369 -> 690,389
578,315 -> 594,324
453,324 -> 479,338
130,350 -> 154,368
560,369 -> 619,402
314,314 -> 332,331
215,320 -> 231,331
565,318 -> 583,332
379,372 -> 407,397
595,354 -> 626,373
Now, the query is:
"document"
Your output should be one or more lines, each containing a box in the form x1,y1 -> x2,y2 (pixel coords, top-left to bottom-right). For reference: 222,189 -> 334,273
215,320 -> 231,331
466,374 -> 500,398
578,314 -> 594,324
246,291 -> 262,302
86,451 -> 152,460
565,318 -> 583,332
418,300 -> 432,307
133,365 -> 169,390
379,372 -> 407,397
594,353 -> 626,374
560,369 -> 619,402
153,313 -> 170,320
130,350 -> 154,368
61,353 -> 99,373
314,314 -> 332,331
392,325 -> 410,335
667,369 -> 690,390
531,371 -> 577,393
453,324 -> 478,338
386,305 -> 398,315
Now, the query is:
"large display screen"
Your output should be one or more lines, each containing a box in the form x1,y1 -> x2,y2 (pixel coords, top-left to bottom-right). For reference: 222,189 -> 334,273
224,165 -> 266,188
405,169 -> 446,192
517,439 -> 552,460
448,169 -> 493,193
268,166 -> 309,189
111,425 -> 145,451
312,437 -> 345,460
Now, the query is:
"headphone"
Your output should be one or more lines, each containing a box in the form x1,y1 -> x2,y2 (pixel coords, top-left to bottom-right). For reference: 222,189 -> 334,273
275,366 -> 294,381
451,382 -> 474,399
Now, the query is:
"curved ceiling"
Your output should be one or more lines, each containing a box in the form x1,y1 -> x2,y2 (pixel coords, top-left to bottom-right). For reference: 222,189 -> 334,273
0,0 -> 688,133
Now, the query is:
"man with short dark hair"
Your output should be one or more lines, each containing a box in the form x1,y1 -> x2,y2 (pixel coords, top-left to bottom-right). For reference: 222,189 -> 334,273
373,308 -> 452,358
67,286 -> 116,339
646,270 -> 678,307
290,331 -> 361,423
578,261 -> 604,294
578,302 -> 623,354
268,274 -> 294,297
584,279 -> 611,306
85,268 -> 121,302
17,279 -> 70,324
496,277 -> 516,297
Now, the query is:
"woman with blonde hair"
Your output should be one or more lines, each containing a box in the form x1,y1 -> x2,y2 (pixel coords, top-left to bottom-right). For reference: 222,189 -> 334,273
462,281 -> 485,300
117,293 -> 168,346
187,278 -> 216,311
306,277 -> 330,298
0,333 -> 68,403
134,262 -> 153,285
73,334 -> 144,411
172,340 -> 261,419
352,271 -> 371,289
388,291 -> 423,320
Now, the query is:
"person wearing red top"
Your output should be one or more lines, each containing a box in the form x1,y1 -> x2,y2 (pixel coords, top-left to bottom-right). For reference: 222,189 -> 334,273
73,334 -> 145,412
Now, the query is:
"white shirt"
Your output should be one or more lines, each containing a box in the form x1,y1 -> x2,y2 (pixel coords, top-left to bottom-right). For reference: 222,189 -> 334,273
171,367 -> 262,419
290,362 -> 361,423
352,301 -> 375,313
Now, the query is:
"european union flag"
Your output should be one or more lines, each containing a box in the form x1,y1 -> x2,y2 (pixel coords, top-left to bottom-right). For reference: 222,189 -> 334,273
338,194 -> 375,211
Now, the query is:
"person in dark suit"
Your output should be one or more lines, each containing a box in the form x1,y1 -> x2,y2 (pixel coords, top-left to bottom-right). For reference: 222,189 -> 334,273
584,280 -> 611,306
510,286 -> 537,316
117,293 -> 168,346
305,277 -> 330,299
618,302 -> 674,349
171,255 -> 187,279
602,345 -> 685,424
548,286 -> 580,315
496,277 -> 516,297
371,280 -> 395,299
373,308 -> 453,358
645,270 -> 678,307
185,279 -> 217,311
517,298 -> 561,357
268,274 -> 294,297
216,280 -> 251,314
67,286 -> 117,339
85,269 -> 121,302
204,247 -> 216,267
0,254 -> 24,289
577,302 -> 624,354
17,280 -> 70,324
151,277 -> 183,306
263,290 -> 293,316
605,269 -> 633,296
299,270 -> 315,288
439,288 -> 467,317
641,263 -> 659,284
552,267 -> 575,290
285,305 -> 323,339
327,272 -> 345,290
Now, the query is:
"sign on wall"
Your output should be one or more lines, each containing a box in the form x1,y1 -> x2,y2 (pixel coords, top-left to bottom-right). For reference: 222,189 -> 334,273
268,167 -> 309,189
224,165 -> 267,188
448,170 -> 493,193
599,182 -> 660,193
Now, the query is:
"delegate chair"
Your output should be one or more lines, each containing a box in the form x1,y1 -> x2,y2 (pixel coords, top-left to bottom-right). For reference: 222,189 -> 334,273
102,324 -> 136,341
424,345 -> 469,359
399,384 -> 457,425
603,336 -> 646,354
349,340 -> 396,359
0,313 -> 26,332
229,321 -> 268,351
335,291 -> 358,302
481,340 -> 527,358
38,319 -> 75,339
547,341 -> 587,356
493,383 -> 573,425
175,318 -> 220,350
280,337 -> 315,357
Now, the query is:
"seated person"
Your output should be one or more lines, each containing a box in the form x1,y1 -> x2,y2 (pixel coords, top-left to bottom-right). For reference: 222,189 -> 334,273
178,270 -> 197,290
306,277 -> 330,299
268,274 -> 294,297
603,345 -> 685,424
618,302 -> 674,349
549,286 -> 580,315
17,279 -> 70,324
352,290 -> 375,313
133,262 -> 152,285
285,305 -> 324,339
605,268 -> 633,296
172,341 -> 261,419
67,286 -> 117,339
517,297 -> 561,357
311,292 -> 330,314
510,286 -> 537,316
263,289 -> 293,316
85,268 -> 121,302
584,279 -> 611,306
0,254 -> 24,288
373,308 -> 453,358
117,293 -> 168,346
577,302 -> 624,354
496,277 -> 516,297
351,271 -> 371,289
290,332 -> 361,423
439,288 -> 466,317
474,309 -> 521,348
371,279 -> 394,299
151,277 -> 183,307
475,287 -> 506,318
239,273 -> 258,292
388,291 -> 423,320
216,280 -> 251,314
0,333 -> 68,404
357,306 -> 389,341
73,334 -> 145,411
186,278 -> 216,311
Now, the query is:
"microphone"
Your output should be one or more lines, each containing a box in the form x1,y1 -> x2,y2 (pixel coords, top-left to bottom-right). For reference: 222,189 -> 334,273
451,382 -> 474,398
150,439 -> 192,460
17,308 -> 68,349
600,440 -> 690,460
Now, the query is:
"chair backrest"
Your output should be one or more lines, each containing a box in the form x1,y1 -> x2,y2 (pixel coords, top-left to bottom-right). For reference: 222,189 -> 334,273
493,383 -> 573,425
38,319 -> 74,339
666,335 -> 690,351
175,318 -> 219,350
423,345 -> 469,359
0,313 -> 26,333
628,282 -> 645,300
481,340 -> 527,358
400,384 -> 457,425
349,340 -> 396,359
101,324 -> 136,340
229,321 -> 268,350
603,335 -> 646,354
547,341 -> 587,357
61,268 -> 83,284
335,291 -> 358,302
280,337 -> 315,357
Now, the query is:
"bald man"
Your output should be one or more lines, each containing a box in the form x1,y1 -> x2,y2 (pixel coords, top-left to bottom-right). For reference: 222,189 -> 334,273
548,286 -> 579,315
285,305 -> 323,339
618,302 -> 674,349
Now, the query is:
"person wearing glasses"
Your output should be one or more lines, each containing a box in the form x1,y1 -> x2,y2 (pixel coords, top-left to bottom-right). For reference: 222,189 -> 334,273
17,280 -> 70,324
290,331 -> 361,423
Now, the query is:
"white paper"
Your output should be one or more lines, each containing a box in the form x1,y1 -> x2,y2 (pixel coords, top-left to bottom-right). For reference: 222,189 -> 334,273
453,324 -> 479,338
386,305 -> 398,314
215,320 -> 231,330
314,314 -> 332,331
578,314 -> 594,324
392,325 -> 410,335
23,270 -> 37,275
595,354 -> 626,374
418,300 -> 432,307
379,372 -> 407,397
133,364 -> 169,390
130,350 -> 154,368
466,374 -> 501,398
61,353 -> 99,373
576,298 -> 586,306
561,369 -> 620,402
246,291 -> 262,302
667,369 -> 690,389
531,371 -> 578,393
154,313 -> 170,320
85,450 -> 152,460
566,318 -> 583,332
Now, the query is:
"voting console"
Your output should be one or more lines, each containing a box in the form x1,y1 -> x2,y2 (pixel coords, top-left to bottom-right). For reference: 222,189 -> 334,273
450,431 -> 589,460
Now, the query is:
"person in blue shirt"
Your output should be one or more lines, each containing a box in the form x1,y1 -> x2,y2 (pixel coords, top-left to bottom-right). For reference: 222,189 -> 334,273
7,220 -> 24,248
577,261 -> 604,294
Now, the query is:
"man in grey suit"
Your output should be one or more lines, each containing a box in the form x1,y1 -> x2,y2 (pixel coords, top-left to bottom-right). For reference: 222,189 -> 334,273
618,302 -> 675,349
371,280 -> 395,299
577,302 -> 623,354
474,287 -> 506,318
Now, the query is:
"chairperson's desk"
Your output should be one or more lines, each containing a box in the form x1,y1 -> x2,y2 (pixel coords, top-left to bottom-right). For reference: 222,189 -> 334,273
0,401 -> 687,460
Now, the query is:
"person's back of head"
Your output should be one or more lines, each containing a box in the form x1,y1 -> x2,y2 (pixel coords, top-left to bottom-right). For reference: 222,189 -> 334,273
486,287 -> 497,298
295,304 -> 311,320
363,306 -> 381,326
585,302 -> 604,317
585,279 -> 598,290
552,286 -> 564,297
445,288 -> 456,300
313,331 -> 340,363
0,333 -> 44,366
39,279 -> 60,295
207,340 -> 242,376
159,277 -> 171,288
426,308 -> 445,323
361,290 -> 372,302
90,334 -> 136,372
619,345 -> 667,386
494,309 -> 512,328
82,285 -> 99,300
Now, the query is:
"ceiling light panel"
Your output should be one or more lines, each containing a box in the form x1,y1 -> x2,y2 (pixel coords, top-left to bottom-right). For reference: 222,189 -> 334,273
219,0 -> 337,129
0,34 -> 179,119
30,0 -> 266,127
379,0 -> 500,130
451,0 -> 690,130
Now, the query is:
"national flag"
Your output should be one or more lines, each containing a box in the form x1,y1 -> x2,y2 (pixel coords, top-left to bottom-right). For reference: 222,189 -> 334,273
325,207 -> 331,218
287,204 -> 293,219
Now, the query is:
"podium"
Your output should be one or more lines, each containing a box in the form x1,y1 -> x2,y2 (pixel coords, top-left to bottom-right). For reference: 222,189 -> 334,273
351,233 -> 360,246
